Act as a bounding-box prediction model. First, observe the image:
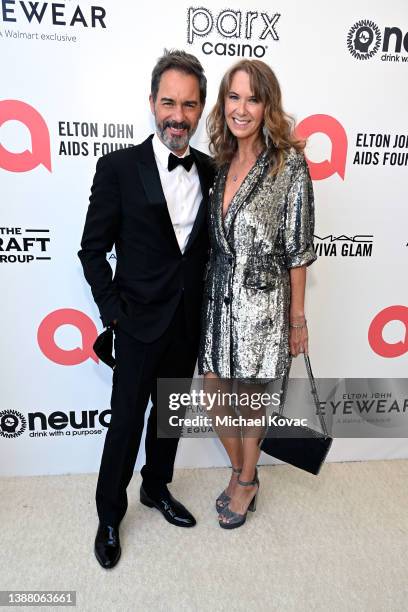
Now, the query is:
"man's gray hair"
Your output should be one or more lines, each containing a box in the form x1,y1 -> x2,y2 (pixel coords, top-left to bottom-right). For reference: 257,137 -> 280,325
151,49 -> 207,105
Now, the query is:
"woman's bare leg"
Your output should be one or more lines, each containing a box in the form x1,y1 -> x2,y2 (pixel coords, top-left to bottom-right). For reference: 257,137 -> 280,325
204,372 -> 243,499
219,381 -> 267,522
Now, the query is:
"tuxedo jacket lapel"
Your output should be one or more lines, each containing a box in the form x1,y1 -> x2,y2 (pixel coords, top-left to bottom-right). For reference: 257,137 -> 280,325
136,144 -> 166,206
184,147 -> 213,253
136,135 -> 212,255
136,136 -> 181,254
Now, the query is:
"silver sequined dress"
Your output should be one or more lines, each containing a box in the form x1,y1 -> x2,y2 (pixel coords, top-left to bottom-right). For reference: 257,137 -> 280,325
198,147 -> 317,383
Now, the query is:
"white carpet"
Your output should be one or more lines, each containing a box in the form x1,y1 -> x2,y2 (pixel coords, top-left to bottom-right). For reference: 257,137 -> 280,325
1,460 -> 407,612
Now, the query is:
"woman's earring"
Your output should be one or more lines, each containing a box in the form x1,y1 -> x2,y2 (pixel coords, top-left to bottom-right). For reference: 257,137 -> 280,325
262,124 -> 270,148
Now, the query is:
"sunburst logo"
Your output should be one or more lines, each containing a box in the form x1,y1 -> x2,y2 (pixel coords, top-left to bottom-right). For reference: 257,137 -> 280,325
0,410 -> 27,438
347,19 -> 381,60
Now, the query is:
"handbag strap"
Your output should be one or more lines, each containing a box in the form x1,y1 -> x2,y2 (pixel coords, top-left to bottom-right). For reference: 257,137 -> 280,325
277,352 -> 330,437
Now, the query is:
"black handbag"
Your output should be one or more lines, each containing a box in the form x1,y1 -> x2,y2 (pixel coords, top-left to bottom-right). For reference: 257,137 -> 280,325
93,327 -> 116,369
260,353 -> 332,475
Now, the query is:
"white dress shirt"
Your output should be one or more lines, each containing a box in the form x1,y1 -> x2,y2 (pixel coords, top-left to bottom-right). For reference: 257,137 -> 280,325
152,133 -> 202,254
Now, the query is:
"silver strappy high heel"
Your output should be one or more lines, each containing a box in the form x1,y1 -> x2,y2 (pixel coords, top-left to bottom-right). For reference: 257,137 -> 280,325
215,466 -> 242,512
218,468 -> 259,529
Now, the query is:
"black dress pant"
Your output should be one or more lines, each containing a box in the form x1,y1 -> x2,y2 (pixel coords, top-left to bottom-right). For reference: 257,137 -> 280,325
96,298 -> 198,526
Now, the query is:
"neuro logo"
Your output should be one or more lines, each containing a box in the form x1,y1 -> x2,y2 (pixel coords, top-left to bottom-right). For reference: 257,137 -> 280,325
0,100 -> 51,172
38,309 -> 99,366
0,410 -> 27,438
368,306 -> 408,358
296,115 -> 348,180
347,19 -> 381,60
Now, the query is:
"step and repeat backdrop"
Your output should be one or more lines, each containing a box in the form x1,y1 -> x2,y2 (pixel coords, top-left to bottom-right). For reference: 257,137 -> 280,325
1,0 -> 407,476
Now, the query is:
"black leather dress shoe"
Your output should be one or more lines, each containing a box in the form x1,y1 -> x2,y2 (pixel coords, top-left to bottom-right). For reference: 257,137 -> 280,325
94,523 -> 121,569
140,485 -> 196,527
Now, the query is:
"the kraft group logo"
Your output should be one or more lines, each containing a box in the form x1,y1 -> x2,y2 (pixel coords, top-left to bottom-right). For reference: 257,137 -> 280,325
0,226 -> 51,264
0,409 -> 27,438
296,114 -> 348,181
347,18 -> 408,63
38,309 -> 99,366
368,306 -> 408,358
0,99 -> 51,172
187,7 -> 280,57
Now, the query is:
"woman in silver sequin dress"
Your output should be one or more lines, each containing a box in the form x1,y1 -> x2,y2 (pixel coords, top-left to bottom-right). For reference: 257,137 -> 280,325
197,60 -> 317,528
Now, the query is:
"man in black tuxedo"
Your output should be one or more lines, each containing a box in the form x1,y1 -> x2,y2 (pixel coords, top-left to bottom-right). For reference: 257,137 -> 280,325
78,50 -> 214,569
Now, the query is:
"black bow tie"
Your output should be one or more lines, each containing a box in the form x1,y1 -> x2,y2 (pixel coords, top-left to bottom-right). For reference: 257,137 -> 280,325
168,152 -> 194,172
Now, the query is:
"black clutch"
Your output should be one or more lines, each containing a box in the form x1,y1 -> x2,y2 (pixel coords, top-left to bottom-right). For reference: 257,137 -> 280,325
260,353 -> 332,475
93,327 -> 116,369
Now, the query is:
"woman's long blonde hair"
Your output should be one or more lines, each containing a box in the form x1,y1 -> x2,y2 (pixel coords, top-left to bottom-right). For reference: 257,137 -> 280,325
207,59 -> 305,175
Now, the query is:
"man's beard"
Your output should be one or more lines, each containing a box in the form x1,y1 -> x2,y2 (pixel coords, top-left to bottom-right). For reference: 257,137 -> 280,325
155,118 -> 196,152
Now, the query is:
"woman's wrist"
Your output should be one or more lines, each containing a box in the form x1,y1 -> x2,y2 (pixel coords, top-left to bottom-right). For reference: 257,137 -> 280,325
290,313 -> 306,321
289,313 -> 307,329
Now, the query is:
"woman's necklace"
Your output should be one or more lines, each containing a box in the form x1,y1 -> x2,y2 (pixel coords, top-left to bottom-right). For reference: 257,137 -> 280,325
229,147 -> 263,183
229,156 -> 255,183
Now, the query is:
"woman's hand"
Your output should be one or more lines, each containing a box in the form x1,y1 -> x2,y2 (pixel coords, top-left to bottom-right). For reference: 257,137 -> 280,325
289,315 -> 308,356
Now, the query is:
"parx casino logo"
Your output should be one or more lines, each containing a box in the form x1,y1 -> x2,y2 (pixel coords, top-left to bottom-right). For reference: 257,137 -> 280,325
187,7 -> 280,58
0,409 -> 27,438
347,19 -> 381,60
